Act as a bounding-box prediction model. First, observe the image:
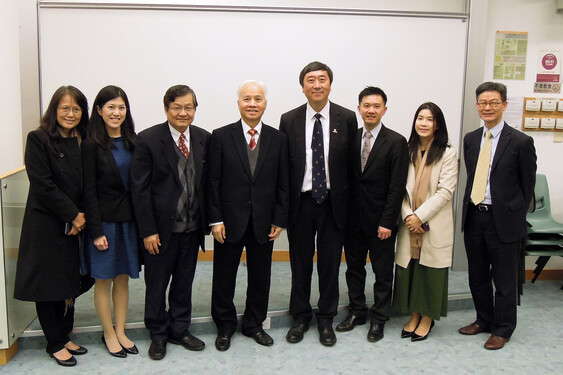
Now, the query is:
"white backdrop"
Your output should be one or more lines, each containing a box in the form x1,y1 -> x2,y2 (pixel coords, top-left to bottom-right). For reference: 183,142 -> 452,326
38,7 -> 467,145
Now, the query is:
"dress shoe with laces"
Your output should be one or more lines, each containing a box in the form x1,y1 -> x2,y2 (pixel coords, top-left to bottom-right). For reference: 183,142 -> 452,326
148,340 -> 167,360
243,329 -> 274,346
102,335 -> 126,358
459,322 -> 488,335
66,345 -> 88,355
50,353 -> 77,367
335,313 -> 367,332
120,343 -> 139,355
411,320 -> 435,342
484,335 -> 509,350
215,335 -> 232,351
168,332 -> 205,351
367,321 -> 384,342
318,325 -> 337,346
286,322 -> 309,343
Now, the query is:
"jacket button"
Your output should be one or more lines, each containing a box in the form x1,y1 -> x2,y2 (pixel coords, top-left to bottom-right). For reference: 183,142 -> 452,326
59,153 -> 64,157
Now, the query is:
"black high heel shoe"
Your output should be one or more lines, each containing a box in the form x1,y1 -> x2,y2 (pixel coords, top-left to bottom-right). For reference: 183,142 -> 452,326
102,335 -> 127,358
120,342 -> 139,355
49,352 -> 77,367
401,318 -> 421,339
411,319 -> 435,342
66,345 -> 88,355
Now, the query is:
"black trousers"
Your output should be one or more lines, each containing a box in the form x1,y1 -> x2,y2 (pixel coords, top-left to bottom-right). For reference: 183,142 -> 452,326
143,231 -> 200,341
344,222 -> 397,324
287,193 -> 344,327
211,221 -> 273,336
464,206 -> 520,338
35,300 -> 74,354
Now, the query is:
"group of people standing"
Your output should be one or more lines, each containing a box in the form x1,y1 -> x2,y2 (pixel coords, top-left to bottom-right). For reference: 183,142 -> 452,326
13,60 -> 536,367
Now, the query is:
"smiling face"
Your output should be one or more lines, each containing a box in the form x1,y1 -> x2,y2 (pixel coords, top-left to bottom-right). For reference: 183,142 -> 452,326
164,93 -> 196,133
476,90 -> 507,129
238,82 -> 267,127
302,70 -> 331,111
56,94 -> 83,136
98,97 -> 126,137
415,108 -> 436,141
358,94 -> 387,130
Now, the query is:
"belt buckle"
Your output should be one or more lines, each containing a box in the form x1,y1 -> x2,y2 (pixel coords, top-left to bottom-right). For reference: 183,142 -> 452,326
476,204 -> 490,212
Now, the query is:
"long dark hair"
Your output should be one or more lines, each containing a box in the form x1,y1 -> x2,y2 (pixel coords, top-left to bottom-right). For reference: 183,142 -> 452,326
88,85 -> 136,150
407,102 -> 449,165
40,85 -> 89,153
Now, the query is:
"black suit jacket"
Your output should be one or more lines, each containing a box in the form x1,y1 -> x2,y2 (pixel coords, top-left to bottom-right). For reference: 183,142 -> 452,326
279,102 -> 357,229
348,125 -> 409,233
207,121 -> 289,244
462,123 -> 536,242
130,122 -> 211,252
82,138 -> 134,240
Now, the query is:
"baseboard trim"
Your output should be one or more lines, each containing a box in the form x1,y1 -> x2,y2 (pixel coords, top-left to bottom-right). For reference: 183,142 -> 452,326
525,269 -> 563,281
0,341 -> 18,365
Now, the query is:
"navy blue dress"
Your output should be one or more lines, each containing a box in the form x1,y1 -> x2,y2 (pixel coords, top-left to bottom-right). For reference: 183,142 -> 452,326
84,138 -> 140,279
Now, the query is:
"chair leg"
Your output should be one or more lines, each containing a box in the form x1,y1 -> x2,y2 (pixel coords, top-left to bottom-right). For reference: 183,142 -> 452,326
531,256 -> 551,283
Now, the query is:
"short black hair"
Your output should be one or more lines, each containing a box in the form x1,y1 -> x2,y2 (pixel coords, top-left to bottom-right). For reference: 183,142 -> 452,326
358,86 -> 387,105
163,85 -> 198,109
475,81 -> 507,102
299,61 -> 333,87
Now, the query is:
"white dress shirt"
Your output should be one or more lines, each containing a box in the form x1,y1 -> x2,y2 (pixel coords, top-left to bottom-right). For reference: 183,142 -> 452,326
302,102 -> 331,192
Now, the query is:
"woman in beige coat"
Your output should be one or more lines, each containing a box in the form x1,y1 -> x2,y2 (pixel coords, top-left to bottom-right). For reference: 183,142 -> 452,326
392,102 -> 458,342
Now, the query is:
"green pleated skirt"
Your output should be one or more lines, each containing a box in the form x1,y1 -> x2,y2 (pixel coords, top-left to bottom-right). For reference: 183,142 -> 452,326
392,258 -> 448,320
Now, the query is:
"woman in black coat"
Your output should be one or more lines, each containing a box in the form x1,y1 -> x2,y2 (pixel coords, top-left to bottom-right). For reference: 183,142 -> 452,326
81,85 -> 139,357
14,86 -> 89,367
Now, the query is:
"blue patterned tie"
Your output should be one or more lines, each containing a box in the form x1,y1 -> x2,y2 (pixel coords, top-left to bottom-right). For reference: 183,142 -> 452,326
312,113 -> 327,204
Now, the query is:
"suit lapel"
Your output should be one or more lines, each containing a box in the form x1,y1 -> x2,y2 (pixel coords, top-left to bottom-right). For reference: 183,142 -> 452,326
253,124 -> 272,180
190,127 -> 204,192
295,106 -> 307,174
159,123 -> 181,187
491,125 -> 512,172
231,121 -> 253,179
328,104 -> 341,164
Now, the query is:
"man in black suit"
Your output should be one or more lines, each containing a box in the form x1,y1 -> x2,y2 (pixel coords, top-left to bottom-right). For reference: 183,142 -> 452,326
336,86 -> 409,342
280,61 -> 357,346
208,80 -> 289,351
131,85 -> 211,360
459,82 -> 536,350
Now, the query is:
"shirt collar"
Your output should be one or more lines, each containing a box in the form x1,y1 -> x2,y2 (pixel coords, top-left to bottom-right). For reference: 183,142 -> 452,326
363,123 -> 382,140
306,101 -> 330,121
168,123 -> 190,140
483,120 -> 504,138
241,119 -> 262,134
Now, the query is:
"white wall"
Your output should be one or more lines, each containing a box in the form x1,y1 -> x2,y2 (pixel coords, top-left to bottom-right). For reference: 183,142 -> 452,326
0,0 -> 24,174
484,0 -> 563,269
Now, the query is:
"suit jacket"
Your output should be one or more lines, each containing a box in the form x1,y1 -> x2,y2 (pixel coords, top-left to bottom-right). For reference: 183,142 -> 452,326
82,138 -> 135,240
207,121 -> 289,244
279,102 -> 357,229
395,147 -> 458,269
130,122 -> 211,252
462,123 -> 536,243
348,124 -> 409,234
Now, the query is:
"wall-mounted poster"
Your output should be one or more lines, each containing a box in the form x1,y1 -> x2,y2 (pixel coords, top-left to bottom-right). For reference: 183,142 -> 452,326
493,31 -> 528,80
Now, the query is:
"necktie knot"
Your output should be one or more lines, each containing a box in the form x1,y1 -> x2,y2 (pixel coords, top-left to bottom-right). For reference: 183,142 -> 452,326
365,131 -> 372,139
485,130 -> 492,139
315,113 -> 322,121
248,129 -> 257,136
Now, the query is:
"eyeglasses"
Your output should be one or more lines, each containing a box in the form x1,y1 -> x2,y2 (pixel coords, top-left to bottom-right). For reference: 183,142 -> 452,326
477,100 -> 504,109
168,106 -> 195,113
58,106 -> 82,114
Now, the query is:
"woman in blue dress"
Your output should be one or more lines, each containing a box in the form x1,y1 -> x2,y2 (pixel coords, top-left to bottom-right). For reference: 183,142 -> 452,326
82,85 -> 139,357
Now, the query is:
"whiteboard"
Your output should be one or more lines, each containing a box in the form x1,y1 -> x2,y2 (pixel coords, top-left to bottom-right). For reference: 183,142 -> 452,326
38,7 -> 467,146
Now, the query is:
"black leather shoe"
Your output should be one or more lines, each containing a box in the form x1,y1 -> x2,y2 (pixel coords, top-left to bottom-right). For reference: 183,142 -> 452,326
367,321 -> 384,342
286,322 -> 309,343
120,343 -> 139,355
243,329 -> 274,346
411,320 -> 435,342
66,345 -> 88,355
336,313 -> 367,332
102,335 -> 127,358
401,328 -> 414,339
148,340 -> 167,360
215,335 -> 231,351
318,325 -> 337,346
50,353 -> 77,367
168,332 -> 205,351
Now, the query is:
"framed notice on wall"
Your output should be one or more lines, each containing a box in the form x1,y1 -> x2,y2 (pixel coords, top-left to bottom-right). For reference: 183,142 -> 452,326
493,31 -> 528,80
